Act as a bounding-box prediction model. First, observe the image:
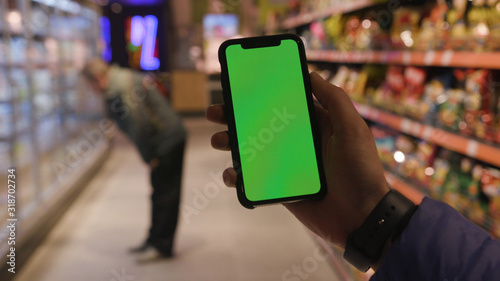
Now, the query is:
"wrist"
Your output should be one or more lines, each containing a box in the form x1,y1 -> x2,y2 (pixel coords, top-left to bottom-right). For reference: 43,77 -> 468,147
343,189 -> 417,272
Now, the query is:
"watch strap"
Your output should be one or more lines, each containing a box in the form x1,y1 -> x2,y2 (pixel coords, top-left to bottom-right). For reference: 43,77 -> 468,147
343,189 -> 417,272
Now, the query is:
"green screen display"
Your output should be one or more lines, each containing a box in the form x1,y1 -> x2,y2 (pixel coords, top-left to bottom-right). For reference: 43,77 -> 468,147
225,39 -> 321,202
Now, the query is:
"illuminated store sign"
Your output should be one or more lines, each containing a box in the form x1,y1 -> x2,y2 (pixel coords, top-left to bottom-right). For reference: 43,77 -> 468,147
100,17 -> 111,62
126,15 -> 160,71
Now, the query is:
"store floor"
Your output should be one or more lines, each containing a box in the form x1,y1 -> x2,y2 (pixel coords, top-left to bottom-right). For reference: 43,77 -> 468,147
14,117 -> 339,281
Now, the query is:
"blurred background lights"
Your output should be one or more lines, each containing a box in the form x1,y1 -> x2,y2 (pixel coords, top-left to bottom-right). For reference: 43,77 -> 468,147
362,19 -> 371,29
394,151 -> 406,163
400,30 -> 414,47
425,167 -> 435,176
7,11 -> 23,33
111,3 -> 122,13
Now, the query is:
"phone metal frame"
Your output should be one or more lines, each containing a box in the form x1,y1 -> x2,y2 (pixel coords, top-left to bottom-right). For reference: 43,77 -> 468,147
218,34 -> 327,209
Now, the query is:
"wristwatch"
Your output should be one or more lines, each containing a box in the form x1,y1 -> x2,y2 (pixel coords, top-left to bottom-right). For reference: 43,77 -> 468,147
343,189 -> 418,272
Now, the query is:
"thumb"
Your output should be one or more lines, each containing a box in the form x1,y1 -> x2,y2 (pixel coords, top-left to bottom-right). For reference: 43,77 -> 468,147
309,72 -> 366,134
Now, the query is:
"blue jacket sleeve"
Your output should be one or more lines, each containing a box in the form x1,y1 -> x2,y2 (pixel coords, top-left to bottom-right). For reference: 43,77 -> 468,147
370,197 -> 500,281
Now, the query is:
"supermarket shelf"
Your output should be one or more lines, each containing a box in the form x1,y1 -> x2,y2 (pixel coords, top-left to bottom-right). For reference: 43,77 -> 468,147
307,49 -> 500,69
384,170 -> 499,238
0,63 -> 28,69
33,33 -> 85,41
281,0 -> 377,30
355,103 -> 500,167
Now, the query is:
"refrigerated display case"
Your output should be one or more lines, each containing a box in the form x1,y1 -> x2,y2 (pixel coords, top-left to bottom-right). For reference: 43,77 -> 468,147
0,0 -> 108,274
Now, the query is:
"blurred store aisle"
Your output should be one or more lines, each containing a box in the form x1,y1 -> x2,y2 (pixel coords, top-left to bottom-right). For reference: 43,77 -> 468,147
14,117 -> 338,281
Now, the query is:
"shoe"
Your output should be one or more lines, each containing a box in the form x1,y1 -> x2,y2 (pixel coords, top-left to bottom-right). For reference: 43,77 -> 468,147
129,242 -> 150,254
135,245 -> 173,263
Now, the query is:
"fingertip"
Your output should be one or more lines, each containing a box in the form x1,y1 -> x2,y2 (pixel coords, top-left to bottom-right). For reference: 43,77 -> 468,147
210,131 -> 230,151
206,104 -> 227,124
309,71 -> 324,81
205,104 -> 219,120
223,168 -> 237,187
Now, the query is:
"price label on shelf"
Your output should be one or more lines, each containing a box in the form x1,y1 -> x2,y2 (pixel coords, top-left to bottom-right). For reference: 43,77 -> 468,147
424,51 -> 436,65
380,52 -> 389,63
371,108 -> 380,120
365,50 -> 374,61
411,122 -> 421,136
403,51 -> 411,65
441,50 -> 454,66
466,140 -> 479,157
400,119 -> 411,134
421,126 -> 433,140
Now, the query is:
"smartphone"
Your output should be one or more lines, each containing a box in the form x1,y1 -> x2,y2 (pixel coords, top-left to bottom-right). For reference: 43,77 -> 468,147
218,34 -> 327,209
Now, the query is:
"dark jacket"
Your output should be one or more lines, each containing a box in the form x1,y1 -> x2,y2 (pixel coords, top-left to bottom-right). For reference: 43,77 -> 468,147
104,65 -> 186,162
371,197 -> 500,281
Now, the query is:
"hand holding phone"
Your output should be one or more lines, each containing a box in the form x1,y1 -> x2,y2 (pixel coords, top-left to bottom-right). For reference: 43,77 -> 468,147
218,34 -> 327,208
207,71 -> 390,247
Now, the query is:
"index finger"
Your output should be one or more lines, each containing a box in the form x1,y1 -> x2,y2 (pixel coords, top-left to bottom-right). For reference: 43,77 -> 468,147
206,104 -> 227,125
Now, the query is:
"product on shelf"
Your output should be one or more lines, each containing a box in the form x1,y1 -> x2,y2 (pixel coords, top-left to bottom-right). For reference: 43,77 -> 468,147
437,88 -> 465,131
307,21 -> 330,50
394,135 -> 437,186
416,0 -> 449,51
30,40 -> 48,64
325,62 -> 500,145
0,43 -> 5,64
295,0 -> 500,52
329,65 -> 372,102
461,69 -> 490,140
390,8 -> 421,50
10,38 -> 27,63
401,66 -> 427,118
496,91 -> 500,143
371,125 -> 398,167
444,0 -> 469,50
285,0 -> 301,18
0,70 -> 10,101
323,13 -> 343,49
487,0 -> 500,50
482,168 -> 500,211
419,78 -> 446,124
371,125 -> 437,187
469,0 -> 490,51
15,101 -> 31,133
0,143 -> 11,171
0,104 -> 11,138
429,148 -> 500,234
31,3 -> 51,36
372,65 -> 404,111
370,121 -> 499,237
344,16 -> 361,50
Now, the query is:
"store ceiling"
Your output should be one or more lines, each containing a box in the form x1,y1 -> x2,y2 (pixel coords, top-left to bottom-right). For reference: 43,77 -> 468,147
116,0 -> 165,5
100,0 -> 166,6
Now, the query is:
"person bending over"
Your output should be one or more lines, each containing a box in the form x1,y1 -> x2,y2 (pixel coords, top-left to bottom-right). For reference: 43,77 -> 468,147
83,59 -> 187,262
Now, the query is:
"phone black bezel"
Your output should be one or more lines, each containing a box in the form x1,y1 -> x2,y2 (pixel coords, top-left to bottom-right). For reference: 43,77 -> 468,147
218,33 -> 327,209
